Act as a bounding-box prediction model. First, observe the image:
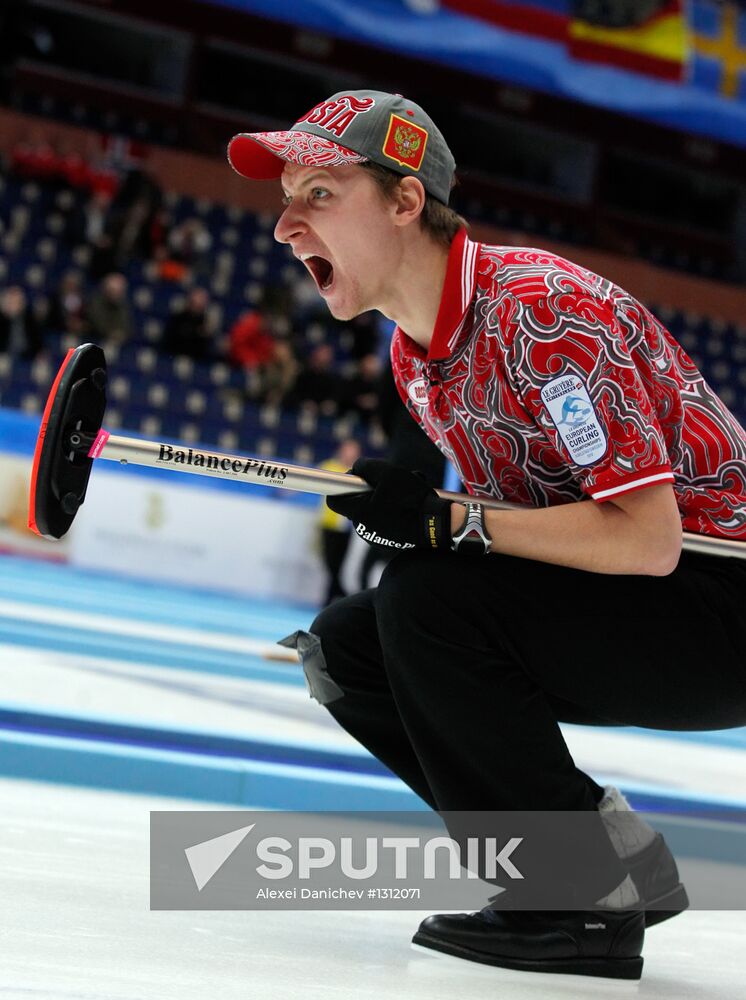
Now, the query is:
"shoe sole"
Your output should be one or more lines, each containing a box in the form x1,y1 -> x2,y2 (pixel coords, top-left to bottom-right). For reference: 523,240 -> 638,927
644,882 -> 689,928
412,932 -> 643,980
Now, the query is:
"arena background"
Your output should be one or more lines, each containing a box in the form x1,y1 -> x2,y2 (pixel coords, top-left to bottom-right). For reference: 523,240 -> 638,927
0,2 -> 745,997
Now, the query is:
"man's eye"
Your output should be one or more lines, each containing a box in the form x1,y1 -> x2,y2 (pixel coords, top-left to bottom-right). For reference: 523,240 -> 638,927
281,188 -> 327,206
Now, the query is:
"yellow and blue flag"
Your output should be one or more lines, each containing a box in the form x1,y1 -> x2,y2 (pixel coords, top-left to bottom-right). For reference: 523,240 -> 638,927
691,0 -> 746,99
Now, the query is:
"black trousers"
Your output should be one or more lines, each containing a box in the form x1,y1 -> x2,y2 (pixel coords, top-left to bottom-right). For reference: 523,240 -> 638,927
309,548 -> 746,903
359,543 -> 395,591
320,528 -> 351,606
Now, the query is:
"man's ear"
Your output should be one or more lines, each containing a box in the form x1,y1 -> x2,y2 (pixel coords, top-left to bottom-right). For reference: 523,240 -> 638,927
392,176 -> 426,227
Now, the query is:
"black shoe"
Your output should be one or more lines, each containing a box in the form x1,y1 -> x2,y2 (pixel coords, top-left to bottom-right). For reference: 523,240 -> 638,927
626,832 -> 689,927
412,908 -> 644,980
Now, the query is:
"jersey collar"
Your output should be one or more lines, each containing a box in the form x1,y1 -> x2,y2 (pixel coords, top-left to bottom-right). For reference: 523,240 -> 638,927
394,227 -> 479,362
427,226 -> 479,360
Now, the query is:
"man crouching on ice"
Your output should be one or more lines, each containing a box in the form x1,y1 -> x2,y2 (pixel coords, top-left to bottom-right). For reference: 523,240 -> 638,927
227,89 -> 746,981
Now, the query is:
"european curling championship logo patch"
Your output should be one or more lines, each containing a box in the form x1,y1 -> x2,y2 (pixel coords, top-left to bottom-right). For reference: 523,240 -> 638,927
540,375 -> 607,467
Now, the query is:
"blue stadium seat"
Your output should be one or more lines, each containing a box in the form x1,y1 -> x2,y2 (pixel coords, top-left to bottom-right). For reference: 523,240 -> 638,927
217,429 -> 240,451
108,375 -> 131,404
139,414 -> 162,437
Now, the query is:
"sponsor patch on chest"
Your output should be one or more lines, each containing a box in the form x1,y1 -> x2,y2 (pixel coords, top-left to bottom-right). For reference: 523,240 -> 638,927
540,375 -> 607,466
407,378 -> 429,406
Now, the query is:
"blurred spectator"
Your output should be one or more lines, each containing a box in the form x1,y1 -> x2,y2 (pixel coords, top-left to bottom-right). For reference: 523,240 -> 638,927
162,287 -> 213,362
259,284 -> 305,355
65,188 -> 117,277
112,165 -> 159,213
86,272 -> 133,344
0,285 -> 43,359
261,339 -> 299,406
341,353 -> 382,424
317,439 -> 361,607
66,189 -> 112,248
228,309 -> 275,371
62,162 -> 161,277
161,217 -> 212,282
109,196 -> 157,266
45,271 -> 87,337
290,343 -> 340,414
86,197 -> 159,281
109,167 -> 163,262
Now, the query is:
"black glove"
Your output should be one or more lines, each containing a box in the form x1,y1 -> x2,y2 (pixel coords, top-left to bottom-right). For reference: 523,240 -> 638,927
326,458 -> 452,552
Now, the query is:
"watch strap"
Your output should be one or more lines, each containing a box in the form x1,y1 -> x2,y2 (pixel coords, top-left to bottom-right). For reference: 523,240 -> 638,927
451,502 -> 492,555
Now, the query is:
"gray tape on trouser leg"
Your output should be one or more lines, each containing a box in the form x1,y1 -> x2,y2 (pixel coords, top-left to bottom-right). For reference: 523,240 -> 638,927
277,630 -> 344,705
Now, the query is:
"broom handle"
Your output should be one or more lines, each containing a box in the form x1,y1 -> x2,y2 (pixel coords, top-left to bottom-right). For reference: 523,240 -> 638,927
85,430 -> 746,561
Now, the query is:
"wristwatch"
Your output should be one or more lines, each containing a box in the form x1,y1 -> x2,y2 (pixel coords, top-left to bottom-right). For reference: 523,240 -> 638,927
451,502 -> 492,555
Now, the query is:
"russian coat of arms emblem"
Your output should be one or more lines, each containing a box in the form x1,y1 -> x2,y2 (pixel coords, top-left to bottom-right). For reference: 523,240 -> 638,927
382,114 -> 428,170
393,125 -> 421,160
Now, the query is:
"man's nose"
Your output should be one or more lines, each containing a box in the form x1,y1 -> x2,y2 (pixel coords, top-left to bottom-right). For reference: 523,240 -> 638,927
274,203 -> 306,245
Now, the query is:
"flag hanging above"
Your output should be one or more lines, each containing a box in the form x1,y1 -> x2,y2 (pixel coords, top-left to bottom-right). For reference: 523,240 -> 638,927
568,0 -> 689,80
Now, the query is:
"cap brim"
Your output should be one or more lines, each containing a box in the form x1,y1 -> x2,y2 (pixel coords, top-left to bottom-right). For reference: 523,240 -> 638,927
228,131 -> 368,180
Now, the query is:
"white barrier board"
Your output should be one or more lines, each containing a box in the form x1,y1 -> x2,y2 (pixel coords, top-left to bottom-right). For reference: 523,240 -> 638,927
70,468 -> 325,604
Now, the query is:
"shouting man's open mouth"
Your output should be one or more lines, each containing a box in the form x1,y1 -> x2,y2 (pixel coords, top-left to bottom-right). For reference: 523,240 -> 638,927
300,253 -> 335,293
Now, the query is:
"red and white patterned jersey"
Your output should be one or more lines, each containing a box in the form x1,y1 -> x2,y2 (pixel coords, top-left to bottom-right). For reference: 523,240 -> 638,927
391,228 -> 746,540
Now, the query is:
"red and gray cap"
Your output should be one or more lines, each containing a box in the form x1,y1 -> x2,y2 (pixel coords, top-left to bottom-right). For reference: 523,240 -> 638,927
227,90 -> 456,205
